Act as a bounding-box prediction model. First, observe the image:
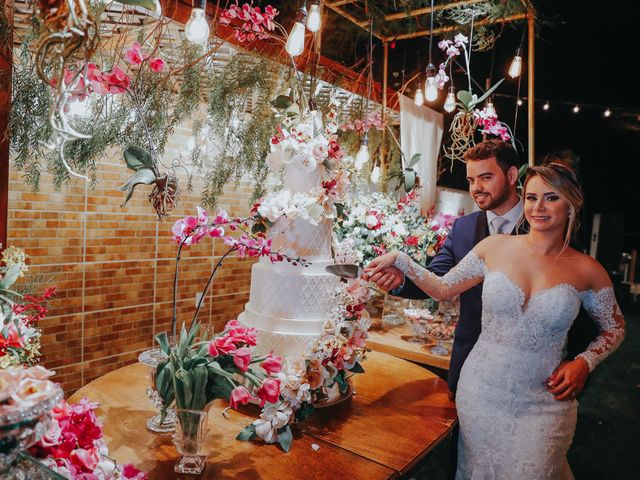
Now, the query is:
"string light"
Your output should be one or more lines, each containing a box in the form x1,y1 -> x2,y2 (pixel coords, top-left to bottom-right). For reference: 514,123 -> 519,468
424,64 -> 438,102
370,165 -> 381,184
185,2 -> 209,49
285,5 -> 307,57
485,101 -> 496,116
572,105 -> 580,113
306,2 -> 322,32
517,99 -> 523,106
543,102 -> 550,111
508,49 -> 523,78
414,87 -> 424,106
444,88 -> 456,113
355,135 -> 370,170
604,108 -> 612,117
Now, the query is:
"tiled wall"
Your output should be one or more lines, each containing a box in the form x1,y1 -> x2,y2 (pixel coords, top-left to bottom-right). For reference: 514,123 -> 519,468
8,125 -> 257,394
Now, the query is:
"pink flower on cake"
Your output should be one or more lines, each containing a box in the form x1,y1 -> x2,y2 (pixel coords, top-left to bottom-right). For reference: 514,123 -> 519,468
256,377 -> 281,406
261,353 -> 283,374
233,347 -> 252,372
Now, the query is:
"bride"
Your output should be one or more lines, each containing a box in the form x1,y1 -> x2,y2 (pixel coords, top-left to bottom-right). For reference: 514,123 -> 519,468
364,162 -> 625,479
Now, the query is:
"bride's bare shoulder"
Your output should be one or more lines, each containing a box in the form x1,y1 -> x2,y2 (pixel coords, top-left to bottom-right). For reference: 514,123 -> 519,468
568,250 -> 612,289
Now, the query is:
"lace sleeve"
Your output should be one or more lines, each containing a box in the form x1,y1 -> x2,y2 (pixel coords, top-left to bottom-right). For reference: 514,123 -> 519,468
576,287 -> 625,372
394,250 -> 484,300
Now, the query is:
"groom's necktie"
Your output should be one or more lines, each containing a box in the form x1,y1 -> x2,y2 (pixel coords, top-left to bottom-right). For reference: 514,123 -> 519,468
490,216 -> 509,235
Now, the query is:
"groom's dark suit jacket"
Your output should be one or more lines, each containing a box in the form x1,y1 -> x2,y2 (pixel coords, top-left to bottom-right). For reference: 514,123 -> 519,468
396,210 -> 597,394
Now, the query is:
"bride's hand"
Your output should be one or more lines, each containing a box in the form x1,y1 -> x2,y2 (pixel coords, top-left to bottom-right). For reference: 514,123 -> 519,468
363,252 -> 400,279
545,357 -> 589,401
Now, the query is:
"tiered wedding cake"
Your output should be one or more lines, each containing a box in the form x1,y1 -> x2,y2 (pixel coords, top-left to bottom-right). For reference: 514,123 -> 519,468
238,161 -> 340,357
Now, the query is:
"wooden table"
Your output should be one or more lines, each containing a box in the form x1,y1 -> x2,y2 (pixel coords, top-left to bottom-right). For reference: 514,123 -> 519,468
367,322 -> 451,370
70,351 -> 456,479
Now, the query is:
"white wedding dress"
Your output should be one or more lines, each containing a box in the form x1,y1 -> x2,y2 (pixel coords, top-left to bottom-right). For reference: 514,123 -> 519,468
394,251 -> 625,480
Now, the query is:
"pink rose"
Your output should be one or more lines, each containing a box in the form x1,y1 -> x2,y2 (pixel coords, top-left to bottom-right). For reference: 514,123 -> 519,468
260,353 -> 283,374
229,386 -> 252,409
345,279 -> 370,304
149,58 -> 165,73
70,447 -> 99,472
256,377 -> 281,406
232,347 -> 252,372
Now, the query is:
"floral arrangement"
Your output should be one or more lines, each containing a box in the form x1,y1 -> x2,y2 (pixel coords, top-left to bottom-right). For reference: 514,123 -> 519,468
219,2 -> 280,43
1,245 -> 56,369
339,111 -> 385,135
334,190 -> 456,267
251,102 -> 350,229
237,276 -> 371,451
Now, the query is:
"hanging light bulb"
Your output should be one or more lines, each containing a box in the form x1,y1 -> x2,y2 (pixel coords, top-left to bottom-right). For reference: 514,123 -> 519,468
414,88 -> 424,106
572,105 -> 580,113
354,134 -> 370,171
485,101 -> 496,116
306,3 -> 322,32
286,6 -> 307,57
508,49 -> 523,78
444,89 -> 456,113
424,64 -> 438,102
543,102 -> 550,111
185,5 -> 209,49
370,165 -> 381,184
604,108 -> 612,117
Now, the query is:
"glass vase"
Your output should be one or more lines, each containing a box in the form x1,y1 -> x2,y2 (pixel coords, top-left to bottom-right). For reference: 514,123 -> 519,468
138,348 -> 175,433
173,409 -> 209,475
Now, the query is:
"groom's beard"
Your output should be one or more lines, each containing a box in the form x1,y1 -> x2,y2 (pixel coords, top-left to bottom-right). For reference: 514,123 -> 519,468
474,186 -> 511,211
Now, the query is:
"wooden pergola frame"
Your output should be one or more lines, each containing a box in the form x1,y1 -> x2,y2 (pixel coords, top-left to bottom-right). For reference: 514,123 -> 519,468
324,0 -> 537,167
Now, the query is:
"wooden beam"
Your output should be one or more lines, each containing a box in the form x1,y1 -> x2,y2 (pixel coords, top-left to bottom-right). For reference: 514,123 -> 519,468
387,13 -> 527,41
527,6 -> 535,165
0,0 -> 13,251
384,0 -> 486,22
326,0 -> 359,7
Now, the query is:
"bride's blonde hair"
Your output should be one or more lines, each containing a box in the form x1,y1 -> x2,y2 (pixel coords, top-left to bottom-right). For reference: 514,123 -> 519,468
523,162 -> 584,251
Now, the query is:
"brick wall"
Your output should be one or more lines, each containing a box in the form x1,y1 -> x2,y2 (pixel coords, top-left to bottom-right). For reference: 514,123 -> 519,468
8,123 -> 258,394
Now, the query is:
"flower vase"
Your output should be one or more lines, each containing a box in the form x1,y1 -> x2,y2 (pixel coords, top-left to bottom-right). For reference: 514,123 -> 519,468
138,348 -> 175,433
173,409 -> 209,474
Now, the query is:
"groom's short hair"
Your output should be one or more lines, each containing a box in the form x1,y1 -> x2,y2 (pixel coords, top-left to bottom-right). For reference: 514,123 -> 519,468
464,140 -> 519,174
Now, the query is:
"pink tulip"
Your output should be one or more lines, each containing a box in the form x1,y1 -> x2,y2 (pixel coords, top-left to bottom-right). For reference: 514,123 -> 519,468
233,347 -> 252,372
261,353 -> 283,374
229,386 -> 252,409
256,377 -> 281,406
124,42 -> 148,66
149,57 -> 165,73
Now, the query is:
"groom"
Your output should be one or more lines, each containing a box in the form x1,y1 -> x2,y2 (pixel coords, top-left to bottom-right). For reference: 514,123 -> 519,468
367,139 -> 522,394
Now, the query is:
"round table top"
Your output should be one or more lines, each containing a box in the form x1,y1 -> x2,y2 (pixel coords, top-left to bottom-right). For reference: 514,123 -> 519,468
69,350 -> 456,479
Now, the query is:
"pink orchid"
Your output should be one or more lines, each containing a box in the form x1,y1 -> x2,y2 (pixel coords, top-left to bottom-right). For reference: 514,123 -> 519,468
106,66 -> 131,94
233,347 -> 253,372
149,57 -> 165,73
124,42 -> 148,66
255,377 -> 281,406
229,386 -> 253,409
261,353 -> 283,374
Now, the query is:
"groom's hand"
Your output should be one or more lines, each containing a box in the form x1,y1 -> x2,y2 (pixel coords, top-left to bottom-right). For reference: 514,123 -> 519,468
363,265 -> 404,291
546,358 -> 589,401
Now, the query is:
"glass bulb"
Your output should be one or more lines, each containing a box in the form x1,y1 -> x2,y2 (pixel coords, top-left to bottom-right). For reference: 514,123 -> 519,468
286,21 -> 306,57
185,8 -> 209,48
508,55 -> 522,78
444,91 -> 456,113
485,101 -> 496,117
306,4 -> 322,32
354,142 -> 370,171
414,88 -> 424,106
425,76 -> 438,102
572,105 -> 580,113
370,166 -> 381,184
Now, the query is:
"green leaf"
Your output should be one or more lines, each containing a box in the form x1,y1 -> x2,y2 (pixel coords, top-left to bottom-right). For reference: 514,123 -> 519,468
277,425 -> 293,453
123,145 -> 154,171
270,95 -> 294,109
115,0 -> 159,15
207,361 -> 235,379
191,364 -> 208,410
456,90 -> 473,107
408,153 -> 422,168
236,424 -> 257,442
518,163 -> 528,180
469,79 -> 505,108
403,169 -> 416,192
349,362 -> 365,374
295,402 -> 316,422
118,168 -> 156,207
155,332 -> 170,355
0,264 -> 22,290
